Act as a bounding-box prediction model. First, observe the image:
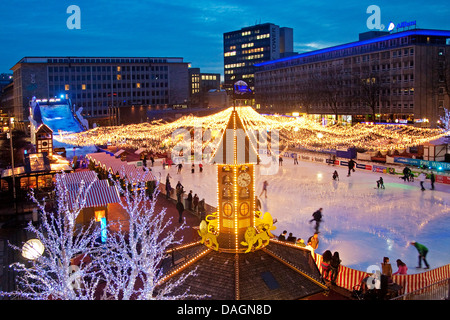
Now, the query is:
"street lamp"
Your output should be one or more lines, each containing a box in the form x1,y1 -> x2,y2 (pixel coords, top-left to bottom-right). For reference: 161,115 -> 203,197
22,239 -> 45,260
7,113 -> 16,205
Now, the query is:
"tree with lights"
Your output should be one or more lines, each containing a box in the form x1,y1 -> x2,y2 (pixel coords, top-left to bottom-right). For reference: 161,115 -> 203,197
0,173 -> 102,300
0,169 -> 202,300
95,169 -> 201,300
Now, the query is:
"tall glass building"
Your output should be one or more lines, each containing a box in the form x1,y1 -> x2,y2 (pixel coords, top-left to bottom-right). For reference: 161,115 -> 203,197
223,23 -> 295,95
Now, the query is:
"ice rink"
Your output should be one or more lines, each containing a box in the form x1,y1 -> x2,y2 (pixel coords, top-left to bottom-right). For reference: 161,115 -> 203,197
153,157 -> 450,274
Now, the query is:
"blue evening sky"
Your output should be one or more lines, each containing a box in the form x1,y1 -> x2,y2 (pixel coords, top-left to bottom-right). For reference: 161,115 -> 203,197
0,0 -> 449,76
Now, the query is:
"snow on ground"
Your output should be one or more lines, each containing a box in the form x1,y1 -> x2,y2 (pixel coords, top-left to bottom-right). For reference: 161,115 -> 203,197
152,158 -> 450,274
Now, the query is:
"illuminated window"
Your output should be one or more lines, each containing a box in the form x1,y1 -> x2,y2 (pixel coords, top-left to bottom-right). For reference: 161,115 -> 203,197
117,74 -> 122,80
95,210 -> 106,222
82,84 -> 86,90
223,203 -> 233,217
65,84 -> 70,91
117,66 -> 121,72
136,83 -> 141,88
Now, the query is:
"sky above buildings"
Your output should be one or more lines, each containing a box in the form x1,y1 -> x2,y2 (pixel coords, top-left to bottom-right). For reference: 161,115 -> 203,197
0,0 -> 449,76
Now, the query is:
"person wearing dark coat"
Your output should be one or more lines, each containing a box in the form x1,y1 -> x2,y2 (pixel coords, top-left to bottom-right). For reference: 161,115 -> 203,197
193,194 -> 199,213
187,190 -> 193,210
309,208 -> 323,233
287,232 -> 296,243
430,173 -> 435,190
278,230 -> 287,241
176,200 -> 185,223
347,159 -> 357,176
329,251 -> 341,285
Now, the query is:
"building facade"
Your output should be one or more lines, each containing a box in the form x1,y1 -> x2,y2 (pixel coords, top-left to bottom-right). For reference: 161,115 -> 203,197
223,23 -> 295,94
10,57 -> 190,125
188,67 -> 221,107
254,29 -> 450,127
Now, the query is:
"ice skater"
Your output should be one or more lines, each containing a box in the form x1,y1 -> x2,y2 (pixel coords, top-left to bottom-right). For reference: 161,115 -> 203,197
293,153 -> 298,165
309,208 -> 323,233
410,241 -> 430,269
430,172 -> 435,190
332,170 -> 339,181
418,172 -> 426,191
347,159 -> 357,176
376,177 -> 385,189
260,180 -> 268,198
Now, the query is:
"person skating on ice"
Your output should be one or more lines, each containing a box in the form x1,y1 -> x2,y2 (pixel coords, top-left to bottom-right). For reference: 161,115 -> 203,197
347,159 -> 357,176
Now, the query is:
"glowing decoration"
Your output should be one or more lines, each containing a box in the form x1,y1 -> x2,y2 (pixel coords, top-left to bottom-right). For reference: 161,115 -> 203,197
241,226 -> 270,253
57,106 -> 449,154
197,220 -> 219,251
22,239 -> 45,260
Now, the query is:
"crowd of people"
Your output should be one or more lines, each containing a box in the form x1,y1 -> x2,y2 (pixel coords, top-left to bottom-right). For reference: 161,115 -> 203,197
164,171 -> 207,224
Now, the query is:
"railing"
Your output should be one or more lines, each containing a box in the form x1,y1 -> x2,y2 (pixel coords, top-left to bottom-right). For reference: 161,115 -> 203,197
391,278 -> 450,300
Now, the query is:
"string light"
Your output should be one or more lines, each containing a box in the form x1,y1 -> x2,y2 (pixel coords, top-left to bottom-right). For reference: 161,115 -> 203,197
57,107 -> 448,154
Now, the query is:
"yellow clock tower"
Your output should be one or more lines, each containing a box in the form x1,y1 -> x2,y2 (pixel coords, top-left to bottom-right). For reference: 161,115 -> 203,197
197,105 -> 275,253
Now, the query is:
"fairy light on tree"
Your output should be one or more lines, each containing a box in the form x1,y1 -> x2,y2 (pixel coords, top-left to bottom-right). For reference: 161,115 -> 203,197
0,170 -> 205,300
0,173 -> 102,300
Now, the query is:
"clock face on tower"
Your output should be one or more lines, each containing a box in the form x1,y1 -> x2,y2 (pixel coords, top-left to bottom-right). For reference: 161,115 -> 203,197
237,172 -> 251,187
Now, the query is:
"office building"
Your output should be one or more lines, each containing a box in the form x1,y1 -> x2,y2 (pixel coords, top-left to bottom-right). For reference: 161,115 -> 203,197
189,67 -> 221,107
223,23 -> 295,94
254,29 -> 450,127
10,56 -> 190,126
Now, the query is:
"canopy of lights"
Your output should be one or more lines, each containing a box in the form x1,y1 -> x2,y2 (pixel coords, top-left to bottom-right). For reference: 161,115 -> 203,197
56,106 -> 448,154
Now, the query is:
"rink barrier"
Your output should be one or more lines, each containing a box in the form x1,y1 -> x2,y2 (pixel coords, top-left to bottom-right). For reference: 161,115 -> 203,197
281,151 -> 450,185
314,253 -> 450,296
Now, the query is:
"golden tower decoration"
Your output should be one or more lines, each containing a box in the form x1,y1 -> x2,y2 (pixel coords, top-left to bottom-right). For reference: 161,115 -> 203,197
198,82 -> 275,253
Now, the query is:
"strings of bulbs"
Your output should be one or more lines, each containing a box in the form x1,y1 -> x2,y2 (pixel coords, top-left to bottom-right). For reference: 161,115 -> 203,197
56,106 -> 448,154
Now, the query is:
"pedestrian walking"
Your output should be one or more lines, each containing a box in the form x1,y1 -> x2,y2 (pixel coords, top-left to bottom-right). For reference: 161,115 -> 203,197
259,180 -> 268,198
187,190 -> 193,210
418,172 -> 426,191
165,181 -> 172,199
193,193 -> 199,213
198,198 -> 206,220
347,159 -> 357,176
176,200 -> 185,223
309,208 -> 323,233
410,241 -> 430,269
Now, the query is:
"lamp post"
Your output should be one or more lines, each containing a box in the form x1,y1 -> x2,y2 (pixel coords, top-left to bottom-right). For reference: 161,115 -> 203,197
22,239 -> 45,260
7,112 -> 16,207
